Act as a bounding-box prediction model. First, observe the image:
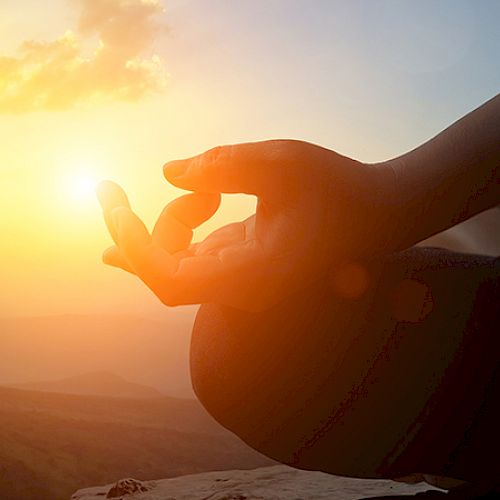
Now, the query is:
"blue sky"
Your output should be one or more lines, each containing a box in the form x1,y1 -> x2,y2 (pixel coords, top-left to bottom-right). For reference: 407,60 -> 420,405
162,0 -> 500,160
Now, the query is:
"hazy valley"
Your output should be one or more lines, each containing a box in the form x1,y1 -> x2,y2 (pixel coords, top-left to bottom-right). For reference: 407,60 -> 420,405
0,385 -> 271,500
0,314 -> 271,500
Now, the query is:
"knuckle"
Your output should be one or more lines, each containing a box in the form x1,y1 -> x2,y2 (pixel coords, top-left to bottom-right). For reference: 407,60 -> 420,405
195,145 -> 230,183
265,140 -> 300,173
205,145 -> 227,164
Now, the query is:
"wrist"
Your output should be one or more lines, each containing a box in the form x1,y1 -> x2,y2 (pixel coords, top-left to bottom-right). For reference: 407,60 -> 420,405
363,158 -> 406,254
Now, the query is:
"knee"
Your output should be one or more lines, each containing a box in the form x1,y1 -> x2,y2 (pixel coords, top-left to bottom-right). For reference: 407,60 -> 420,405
189,303 -> 241,430
190,302 -> 312,466
190,303 -> 274,445
189,297 -> 361,472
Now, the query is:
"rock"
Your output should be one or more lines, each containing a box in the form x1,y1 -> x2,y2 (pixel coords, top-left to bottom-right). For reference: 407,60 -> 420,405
71,465 -> 443,500
106,478 -> 155,498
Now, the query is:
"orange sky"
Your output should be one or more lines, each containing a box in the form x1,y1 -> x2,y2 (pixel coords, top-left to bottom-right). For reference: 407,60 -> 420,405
0,0 -> 258,316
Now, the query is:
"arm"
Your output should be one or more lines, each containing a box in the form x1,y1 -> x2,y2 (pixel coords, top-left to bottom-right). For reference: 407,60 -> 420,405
98,95 -> 500,312
385,93 -> 500,250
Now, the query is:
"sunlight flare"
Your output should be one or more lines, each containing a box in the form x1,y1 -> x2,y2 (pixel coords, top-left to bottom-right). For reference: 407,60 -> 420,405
67,172 -> 100,203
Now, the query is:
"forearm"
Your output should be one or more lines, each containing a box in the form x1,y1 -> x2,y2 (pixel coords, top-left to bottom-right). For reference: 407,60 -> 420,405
386,93 -> 500,250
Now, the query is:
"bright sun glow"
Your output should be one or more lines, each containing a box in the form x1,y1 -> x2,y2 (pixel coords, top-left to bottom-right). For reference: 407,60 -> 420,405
68,173 -> 99,203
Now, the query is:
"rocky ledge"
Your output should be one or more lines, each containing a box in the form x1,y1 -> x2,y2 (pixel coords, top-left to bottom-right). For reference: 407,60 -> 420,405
71,465 -> 442,500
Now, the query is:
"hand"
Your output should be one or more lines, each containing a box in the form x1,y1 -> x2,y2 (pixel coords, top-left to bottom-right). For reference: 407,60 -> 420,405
96,180 -> 221,289
98,140 -> 396,311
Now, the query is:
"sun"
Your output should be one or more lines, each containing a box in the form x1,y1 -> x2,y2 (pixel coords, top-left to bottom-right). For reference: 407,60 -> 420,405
68,172 -> 99,203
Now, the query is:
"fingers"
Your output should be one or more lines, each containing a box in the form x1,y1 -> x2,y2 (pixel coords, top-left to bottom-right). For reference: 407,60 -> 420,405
195,222 -> 245,255
163,141 -> 297,198
111,207 -> 151,261
110,208 -> 232,305
111,206 -> 173,275
111,205 -> 268,307
172,241 -> 273,310
96,180 -> 131,245
102,246 -> 134,274
98,180 -> 266,308
171,243 -> 262,304
167,191 -> 220,227
96,180 -> 130,211
153,192 -> 220,254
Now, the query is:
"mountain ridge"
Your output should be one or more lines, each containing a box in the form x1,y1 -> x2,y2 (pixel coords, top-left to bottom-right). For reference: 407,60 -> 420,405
0,313 -> 195,398
7,370 -> 165,399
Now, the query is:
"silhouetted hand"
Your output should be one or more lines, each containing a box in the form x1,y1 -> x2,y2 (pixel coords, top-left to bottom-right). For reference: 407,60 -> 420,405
98,140 -> 395,310
98,96 -> 500,310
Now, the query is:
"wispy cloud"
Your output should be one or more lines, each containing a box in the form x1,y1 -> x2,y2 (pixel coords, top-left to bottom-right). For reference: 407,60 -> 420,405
0,0 -> 168,113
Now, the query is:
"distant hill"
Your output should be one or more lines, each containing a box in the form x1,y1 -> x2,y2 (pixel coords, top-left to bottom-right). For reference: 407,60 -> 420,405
0,386 -> 271,500
9,371 -> 164,399
0,314 -> 195,398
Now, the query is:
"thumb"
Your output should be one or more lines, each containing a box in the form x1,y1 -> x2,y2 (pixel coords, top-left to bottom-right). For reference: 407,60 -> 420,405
163,141 -> 294,198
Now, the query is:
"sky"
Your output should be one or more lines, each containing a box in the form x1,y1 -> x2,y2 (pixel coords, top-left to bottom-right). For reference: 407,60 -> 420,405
0,0 -> 499,318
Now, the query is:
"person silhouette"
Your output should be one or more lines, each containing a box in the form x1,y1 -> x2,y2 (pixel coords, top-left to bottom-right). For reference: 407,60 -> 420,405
97,94 -> 499,496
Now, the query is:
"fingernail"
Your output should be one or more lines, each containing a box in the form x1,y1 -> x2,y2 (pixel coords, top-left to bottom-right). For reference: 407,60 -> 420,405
95,180 -> 130,211
95,180 -> 109,205
163,160 -> 187,179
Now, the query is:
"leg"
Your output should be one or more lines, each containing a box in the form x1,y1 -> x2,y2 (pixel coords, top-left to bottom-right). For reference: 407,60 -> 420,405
190,248 -> 499,483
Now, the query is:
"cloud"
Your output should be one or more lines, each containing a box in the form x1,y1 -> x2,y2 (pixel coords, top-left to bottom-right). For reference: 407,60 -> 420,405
0,0 -> 168,113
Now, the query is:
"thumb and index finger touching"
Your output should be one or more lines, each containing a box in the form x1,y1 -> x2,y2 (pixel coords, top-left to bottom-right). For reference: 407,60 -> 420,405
97,141 -> 284,250
96,142 -> 279,303
152,191 -> 220,254
96,181 -> 220,266
96,179 -> 252,305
